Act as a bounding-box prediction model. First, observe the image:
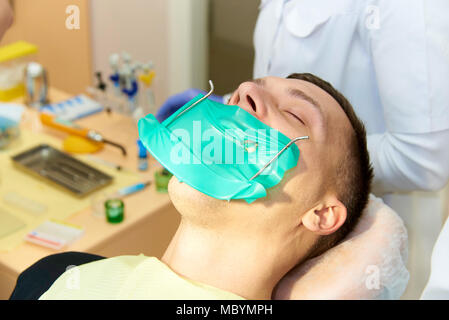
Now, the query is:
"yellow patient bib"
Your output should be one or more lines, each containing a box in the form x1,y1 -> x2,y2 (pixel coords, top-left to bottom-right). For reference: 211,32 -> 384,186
39,255 -> 245,300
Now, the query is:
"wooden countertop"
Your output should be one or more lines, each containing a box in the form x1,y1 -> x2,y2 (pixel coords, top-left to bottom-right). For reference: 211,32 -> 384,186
0,88 -> 178,298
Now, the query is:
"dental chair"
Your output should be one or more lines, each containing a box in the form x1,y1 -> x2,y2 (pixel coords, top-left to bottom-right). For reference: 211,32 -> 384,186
10,195 -> 409,300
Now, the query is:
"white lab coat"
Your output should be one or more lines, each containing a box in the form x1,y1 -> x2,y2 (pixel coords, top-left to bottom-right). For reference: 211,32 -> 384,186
254,0 -> 449,299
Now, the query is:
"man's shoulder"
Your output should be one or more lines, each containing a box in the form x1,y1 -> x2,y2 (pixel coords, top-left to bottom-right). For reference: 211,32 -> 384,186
39,254 -> 154,300
70,254 -> 153,273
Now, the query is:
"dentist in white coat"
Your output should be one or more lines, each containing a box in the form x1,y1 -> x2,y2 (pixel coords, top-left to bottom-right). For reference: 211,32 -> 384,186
253,0 -> 449,298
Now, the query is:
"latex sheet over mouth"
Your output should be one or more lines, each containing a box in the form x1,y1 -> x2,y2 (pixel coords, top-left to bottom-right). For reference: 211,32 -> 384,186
138,95 -> 300,203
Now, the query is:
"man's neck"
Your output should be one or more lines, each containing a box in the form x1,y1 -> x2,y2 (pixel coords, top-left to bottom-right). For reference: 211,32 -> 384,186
161,219 -> 299,300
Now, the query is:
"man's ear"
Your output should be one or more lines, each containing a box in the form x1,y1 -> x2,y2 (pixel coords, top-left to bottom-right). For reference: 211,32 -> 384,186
301,195 -> 347,235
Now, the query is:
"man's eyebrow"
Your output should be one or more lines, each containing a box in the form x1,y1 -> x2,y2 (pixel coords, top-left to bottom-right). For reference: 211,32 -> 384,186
287,87 -> 323,114
251,78 -> 265,87
250,78 -> 323,116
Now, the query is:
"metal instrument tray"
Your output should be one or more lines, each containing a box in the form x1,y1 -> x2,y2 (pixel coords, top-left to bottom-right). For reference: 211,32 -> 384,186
11,144 -> 113,197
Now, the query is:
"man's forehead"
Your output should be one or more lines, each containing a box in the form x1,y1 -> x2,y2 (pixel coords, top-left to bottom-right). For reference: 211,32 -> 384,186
284,77 -> 353,129
286,78 -> 333,105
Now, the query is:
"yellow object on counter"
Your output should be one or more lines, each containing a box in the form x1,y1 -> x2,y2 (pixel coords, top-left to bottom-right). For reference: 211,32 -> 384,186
40,255 -> 245,300
62,135 -> 104,154
0,83 -> 25,102
0,41 -> 38,63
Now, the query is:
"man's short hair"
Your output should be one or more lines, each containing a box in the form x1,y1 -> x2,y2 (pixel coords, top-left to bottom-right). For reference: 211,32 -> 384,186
287,73 -> 374,259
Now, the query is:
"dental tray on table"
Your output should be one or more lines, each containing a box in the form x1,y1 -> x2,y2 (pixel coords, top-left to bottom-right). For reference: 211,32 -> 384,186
11,144 -> 113,197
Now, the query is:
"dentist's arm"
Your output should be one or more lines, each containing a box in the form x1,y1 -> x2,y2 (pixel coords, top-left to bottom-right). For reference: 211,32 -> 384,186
156,89 -> 224,122
369,131 -> 449,194
367,0 -> 449,194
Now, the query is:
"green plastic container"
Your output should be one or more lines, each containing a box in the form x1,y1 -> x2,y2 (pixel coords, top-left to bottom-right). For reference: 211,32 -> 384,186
105,199 -> 124,223
154,168 -> 173,193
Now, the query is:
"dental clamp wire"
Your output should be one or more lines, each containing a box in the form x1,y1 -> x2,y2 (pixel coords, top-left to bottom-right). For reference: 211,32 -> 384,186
166,80 -> 215,125
249,135 -> 309,181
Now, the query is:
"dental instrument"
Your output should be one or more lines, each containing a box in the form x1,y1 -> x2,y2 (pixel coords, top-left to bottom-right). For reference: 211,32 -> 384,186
39,113 -> 127,156
250,135 -> 309,180
115,181 -> 151,197
86,155 -> 123,171
12,144 -> 113,197
137,139 -> 148,171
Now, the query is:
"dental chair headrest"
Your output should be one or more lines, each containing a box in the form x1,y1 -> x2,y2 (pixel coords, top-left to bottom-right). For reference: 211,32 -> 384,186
274,195 -> 409,300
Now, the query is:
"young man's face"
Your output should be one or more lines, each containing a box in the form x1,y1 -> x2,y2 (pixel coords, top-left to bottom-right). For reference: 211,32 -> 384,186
168,76 -> 353,242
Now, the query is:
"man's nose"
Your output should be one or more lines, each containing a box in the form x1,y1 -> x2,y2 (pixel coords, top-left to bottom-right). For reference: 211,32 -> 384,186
230,82 -> 268,119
